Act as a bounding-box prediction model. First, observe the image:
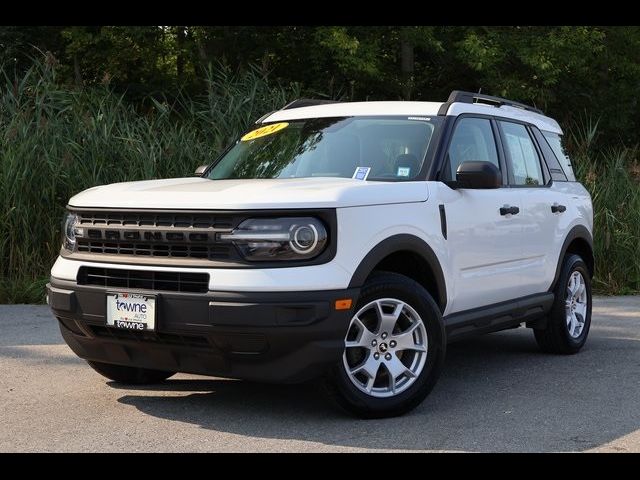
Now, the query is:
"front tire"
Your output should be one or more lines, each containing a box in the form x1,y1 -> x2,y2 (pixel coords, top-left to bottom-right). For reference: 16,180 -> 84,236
325,271 -> 446,418
534,254 -> 592,354
87,361 -> 175,385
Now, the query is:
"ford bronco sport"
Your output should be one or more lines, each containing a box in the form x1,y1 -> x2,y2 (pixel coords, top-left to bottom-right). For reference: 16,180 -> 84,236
47,91 -> 594,418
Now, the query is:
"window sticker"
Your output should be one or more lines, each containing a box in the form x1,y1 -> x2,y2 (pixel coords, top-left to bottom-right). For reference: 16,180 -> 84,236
241,122 -> 289,141
352,166 -> 371,180
397,167 -> 411,177
408,116 -> 431,121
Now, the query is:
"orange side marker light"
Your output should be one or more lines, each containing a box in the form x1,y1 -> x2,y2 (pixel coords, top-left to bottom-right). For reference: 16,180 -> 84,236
335,299 -> 353,310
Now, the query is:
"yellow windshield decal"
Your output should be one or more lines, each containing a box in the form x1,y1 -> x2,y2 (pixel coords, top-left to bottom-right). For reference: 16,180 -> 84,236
241,122 -> 289,141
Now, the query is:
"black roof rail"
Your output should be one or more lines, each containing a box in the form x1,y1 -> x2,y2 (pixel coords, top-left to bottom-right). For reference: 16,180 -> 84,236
254,99 -> 340,123
254,110 -> 276,124
437,90 -> 543,116
281,98 -> 340,110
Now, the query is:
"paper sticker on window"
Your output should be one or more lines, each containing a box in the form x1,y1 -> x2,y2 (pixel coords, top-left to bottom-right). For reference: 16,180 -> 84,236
352,166 -> 371,180
241,122 -> 289,141
397,167 -> 411,177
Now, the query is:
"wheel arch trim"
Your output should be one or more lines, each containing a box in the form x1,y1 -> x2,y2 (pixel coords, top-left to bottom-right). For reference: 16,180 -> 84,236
347,234 -> 447,311
549,224 -> 594,292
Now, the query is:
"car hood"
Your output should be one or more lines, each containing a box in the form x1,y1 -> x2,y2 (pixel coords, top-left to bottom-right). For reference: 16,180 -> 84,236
68,177 -> 429,210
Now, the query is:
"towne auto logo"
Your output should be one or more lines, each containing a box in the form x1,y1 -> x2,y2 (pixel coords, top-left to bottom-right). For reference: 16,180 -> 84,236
113,293 -> 150,330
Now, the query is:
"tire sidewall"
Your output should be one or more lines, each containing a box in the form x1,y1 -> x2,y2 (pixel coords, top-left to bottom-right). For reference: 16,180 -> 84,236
331,272 -> 446,417
555,255 -> 592,349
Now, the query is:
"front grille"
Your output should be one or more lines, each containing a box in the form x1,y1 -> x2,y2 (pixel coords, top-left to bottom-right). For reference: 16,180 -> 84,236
89,325 -> 211,349
78,267 -> 209,293
76,241 -> 231,259
75,211 -> 244,262
77,211 -> 239,229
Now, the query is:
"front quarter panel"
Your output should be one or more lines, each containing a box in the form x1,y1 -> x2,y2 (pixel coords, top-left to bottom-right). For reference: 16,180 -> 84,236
334,184 -> 452,314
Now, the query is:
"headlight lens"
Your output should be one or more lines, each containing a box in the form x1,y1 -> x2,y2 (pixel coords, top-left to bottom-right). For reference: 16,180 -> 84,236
62,212 -> 81,252
219,217 -> 327,261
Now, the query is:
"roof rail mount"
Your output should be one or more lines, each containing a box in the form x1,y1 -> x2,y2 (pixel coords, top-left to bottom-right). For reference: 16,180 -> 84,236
281,98 -> 340,110
438,90 -> 543,115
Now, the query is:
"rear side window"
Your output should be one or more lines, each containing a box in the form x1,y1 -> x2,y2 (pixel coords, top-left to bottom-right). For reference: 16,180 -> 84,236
500,121 -> 544,186
542,132 -> 576,182
445,117 -> 500,180
530,127 -> 567,182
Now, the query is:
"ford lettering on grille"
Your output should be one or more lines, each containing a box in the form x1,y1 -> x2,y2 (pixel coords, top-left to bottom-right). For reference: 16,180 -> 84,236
72,211 -> 242,261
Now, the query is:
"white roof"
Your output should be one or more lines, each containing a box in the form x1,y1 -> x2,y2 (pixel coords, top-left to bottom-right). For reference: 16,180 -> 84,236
263,100 -> 563,135
265,101 -> 442,122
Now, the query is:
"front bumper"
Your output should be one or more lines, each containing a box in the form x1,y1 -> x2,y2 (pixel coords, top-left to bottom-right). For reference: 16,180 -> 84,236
47,278 -> 359,383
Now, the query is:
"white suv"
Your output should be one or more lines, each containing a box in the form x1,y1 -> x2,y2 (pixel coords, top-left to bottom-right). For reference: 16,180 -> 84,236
47,91 -> 594,418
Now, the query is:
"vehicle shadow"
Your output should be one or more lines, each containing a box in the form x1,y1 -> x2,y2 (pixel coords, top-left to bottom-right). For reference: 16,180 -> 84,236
116,326 -> 640,452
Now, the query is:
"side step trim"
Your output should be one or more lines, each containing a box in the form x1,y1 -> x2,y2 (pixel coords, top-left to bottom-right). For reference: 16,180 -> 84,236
444,292 -> 554,343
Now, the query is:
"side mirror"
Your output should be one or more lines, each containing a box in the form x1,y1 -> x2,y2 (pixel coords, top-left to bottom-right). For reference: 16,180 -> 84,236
456,161 -> 501,189
194,165 -> 209,176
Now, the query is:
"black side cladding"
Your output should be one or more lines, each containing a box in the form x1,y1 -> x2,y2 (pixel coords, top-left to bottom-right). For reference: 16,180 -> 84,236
348,234 -> 447,312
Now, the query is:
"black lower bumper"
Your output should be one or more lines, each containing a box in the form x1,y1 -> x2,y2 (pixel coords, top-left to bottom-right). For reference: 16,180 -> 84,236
47,278 -> 359,383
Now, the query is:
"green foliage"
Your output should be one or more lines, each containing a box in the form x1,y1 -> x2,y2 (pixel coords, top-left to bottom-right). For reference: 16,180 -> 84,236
4,25 -> 640,144
2,26 -> 640,301
569,118 -> 640,294
0,58 -> 299,303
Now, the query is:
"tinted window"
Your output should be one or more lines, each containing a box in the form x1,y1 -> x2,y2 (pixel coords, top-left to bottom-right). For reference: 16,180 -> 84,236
530,127 -> 567,182
207,117 -> 440,181
543,131 -> 576,181
500,122 -> 544,186
446,117 -> 499,180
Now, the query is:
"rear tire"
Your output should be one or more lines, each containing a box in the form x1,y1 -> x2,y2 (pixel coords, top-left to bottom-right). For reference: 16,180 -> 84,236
325,271 -> 446,418
534,254 -> 592,354
87,361 -> 175,385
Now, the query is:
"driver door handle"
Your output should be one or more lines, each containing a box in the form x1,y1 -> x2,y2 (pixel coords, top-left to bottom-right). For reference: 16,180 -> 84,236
500,205 -> 520,216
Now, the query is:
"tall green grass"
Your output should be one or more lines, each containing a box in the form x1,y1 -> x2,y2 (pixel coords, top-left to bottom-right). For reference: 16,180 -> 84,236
1,58 -> 638,303
0,58 -> 299,303
567,117 -> 640,294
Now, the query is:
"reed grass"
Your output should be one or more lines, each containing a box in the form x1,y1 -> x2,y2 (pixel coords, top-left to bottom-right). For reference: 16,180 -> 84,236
567,117 -> 640,294
1,58 -> 638,303
0,58 -> 299,303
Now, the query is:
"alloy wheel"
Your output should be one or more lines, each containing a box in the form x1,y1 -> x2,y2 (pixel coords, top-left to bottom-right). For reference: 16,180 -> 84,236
343,298 -> 428,398
565,271 -> 588,338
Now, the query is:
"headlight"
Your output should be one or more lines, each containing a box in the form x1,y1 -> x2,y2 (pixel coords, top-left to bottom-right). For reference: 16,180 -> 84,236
219,217 -> 327,261
62,212 -> 81,252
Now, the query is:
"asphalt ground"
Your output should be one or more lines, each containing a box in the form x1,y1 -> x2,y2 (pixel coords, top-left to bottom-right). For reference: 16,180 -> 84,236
1,297 -> 639,452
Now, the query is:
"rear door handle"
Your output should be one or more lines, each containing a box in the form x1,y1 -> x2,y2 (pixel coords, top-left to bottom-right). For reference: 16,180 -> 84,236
551,204 -> 567,213
500,205 -> 520,216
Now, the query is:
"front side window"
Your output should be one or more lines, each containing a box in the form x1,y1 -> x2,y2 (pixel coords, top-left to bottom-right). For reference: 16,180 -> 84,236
207,117 -> 441,182
445,117 -> 500,180
500,122 -> 544,186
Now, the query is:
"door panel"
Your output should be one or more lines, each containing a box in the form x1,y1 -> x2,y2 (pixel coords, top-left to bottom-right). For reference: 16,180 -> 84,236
440,116 -> 528,315
498,120 -> 563,296
518,186 -> 565,294
443,186 -> 526,313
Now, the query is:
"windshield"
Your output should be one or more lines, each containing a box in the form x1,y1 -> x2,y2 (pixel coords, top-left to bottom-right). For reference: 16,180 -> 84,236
206,116 -> 442,181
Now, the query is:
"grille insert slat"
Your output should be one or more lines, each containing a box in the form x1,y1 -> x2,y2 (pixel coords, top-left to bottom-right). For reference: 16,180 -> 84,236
76,240 -> 232,259
78,267 -> 209,293
78,212 -> 241,229
76,211 -> 242,262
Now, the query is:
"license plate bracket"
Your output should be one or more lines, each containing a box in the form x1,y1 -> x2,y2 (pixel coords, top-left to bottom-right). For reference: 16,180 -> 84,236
106,292 -> 156,331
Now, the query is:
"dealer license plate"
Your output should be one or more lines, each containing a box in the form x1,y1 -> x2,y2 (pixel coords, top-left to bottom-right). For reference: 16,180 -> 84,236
106,292 -> 156,331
